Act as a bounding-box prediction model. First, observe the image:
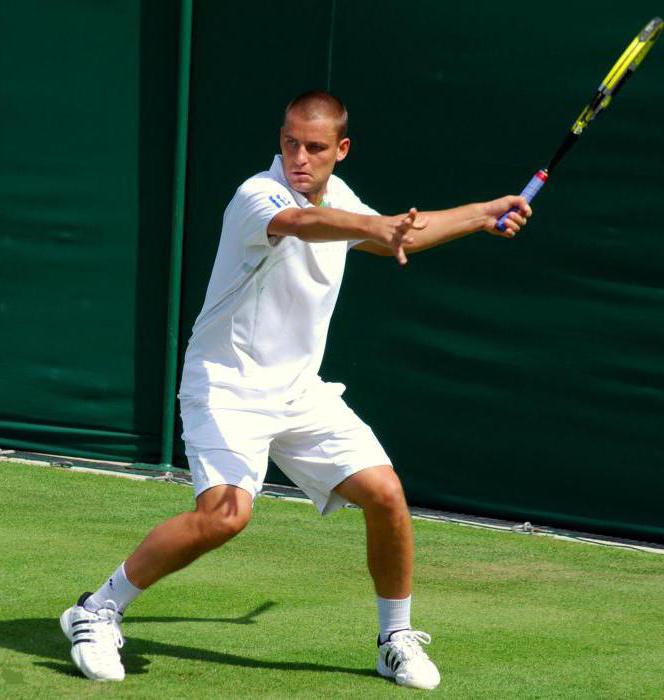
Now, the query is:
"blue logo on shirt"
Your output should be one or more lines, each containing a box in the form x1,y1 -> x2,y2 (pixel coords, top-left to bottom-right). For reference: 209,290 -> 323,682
269,194 -> 292,209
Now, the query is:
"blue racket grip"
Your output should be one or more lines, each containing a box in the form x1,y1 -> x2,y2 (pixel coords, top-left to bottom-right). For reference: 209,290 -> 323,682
495,169 -> 548,231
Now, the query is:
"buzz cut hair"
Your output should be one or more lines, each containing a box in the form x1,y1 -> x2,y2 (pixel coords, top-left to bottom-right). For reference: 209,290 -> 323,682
284,90 -> 348,140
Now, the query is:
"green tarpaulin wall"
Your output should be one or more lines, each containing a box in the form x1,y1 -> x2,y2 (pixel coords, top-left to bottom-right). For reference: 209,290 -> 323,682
1,1 -> 663,542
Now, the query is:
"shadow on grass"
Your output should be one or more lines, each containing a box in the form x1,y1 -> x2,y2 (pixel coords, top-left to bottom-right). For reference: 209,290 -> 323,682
3,604 -> 376,680
129,600 -> 277,625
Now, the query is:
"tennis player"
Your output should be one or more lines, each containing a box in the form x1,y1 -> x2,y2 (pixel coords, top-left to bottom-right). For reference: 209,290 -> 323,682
60,90 -> 531,690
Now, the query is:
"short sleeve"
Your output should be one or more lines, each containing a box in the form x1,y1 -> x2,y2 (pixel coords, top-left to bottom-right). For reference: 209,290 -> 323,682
327,174 -> 379,249
233,177 -> 298,249
348,199 -> 379,217
343,191 -> 379,250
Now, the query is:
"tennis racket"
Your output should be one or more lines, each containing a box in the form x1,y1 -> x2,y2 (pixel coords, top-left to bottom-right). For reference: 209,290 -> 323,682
496,16 -> 663,231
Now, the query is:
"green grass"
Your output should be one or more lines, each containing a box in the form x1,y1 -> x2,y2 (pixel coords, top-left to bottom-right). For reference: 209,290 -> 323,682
1,460 -> 663,699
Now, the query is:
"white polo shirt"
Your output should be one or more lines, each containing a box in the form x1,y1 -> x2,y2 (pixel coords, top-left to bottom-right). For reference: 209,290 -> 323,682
179,155 -> 378,407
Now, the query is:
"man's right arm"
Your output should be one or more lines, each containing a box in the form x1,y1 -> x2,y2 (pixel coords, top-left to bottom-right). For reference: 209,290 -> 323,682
268,207 -> 423,265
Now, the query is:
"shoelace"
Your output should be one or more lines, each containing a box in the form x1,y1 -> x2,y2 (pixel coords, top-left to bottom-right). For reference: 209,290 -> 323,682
389,630 -> 432,663
84,602 -> 124,650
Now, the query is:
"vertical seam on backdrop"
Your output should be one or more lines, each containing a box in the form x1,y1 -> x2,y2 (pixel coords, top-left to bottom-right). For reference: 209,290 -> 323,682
326,0 -> 337,91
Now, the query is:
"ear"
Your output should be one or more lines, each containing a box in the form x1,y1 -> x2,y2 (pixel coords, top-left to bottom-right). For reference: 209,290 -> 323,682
336,137 -> 351,162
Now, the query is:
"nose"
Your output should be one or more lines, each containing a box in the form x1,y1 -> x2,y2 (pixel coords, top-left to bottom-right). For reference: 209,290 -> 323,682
294,144 -> 308,166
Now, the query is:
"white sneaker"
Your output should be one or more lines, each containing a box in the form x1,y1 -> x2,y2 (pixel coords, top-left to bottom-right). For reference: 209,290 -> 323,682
60,592 -> 125,681
377,629 -> 441,690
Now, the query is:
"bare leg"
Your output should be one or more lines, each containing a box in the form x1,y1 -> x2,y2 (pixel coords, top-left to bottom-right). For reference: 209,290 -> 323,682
124,485 -> 253,589
334,466 -> 413,598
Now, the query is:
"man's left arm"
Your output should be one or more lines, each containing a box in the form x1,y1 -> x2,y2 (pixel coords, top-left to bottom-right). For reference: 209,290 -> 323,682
354,196 -> 532,258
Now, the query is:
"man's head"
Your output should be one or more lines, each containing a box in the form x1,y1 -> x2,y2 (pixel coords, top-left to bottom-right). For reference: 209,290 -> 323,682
280,90 -> 350,204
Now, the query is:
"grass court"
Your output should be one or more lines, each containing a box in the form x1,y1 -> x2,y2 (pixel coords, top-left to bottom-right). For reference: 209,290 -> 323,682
1,460 -> 663,698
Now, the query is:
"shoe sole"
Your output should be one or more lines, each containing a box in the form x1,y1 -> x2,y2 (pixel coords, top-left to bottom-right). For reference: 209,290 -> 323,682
59,607 -> 74,641
376,658 -> 440,690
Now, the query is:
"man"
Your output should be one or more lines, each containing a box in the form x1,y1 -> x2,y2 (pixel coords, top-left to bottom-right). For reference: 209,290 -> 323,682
60,91 -> 531,690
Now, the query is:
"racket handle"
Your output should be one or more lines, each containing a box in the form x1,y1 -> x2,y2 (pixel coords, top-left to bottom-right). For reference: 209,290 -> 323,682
495,169 -> 548,231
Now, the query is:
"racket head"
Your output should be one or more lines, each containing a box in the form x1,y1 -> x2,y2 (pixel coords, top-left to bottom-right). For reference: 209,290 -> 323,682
571,17 -> 663,135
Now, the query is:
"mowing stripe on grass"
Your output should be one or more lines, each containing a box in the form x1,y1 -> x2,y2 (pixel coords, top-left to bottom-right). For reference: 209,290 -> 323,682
1,460 -> 664,698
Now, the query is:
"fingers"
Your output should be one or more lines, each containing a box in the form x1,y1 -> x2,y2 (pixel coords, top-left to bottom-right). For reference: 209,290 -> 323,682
488,211 -> 528,239
397,207 -> 417,233
491,224 -> 516,239
391,207 -> 420,264
397,207 -> 428,231
393,231 -> 409,265
412,215 -> 428,230
394,227 -> 411,265
500,219 -> 523,238
484,195 -> 535,239
506,211 -> 527,227
500,206 -> 530,237
511,196 -> 533,218
396,244 -> 408,265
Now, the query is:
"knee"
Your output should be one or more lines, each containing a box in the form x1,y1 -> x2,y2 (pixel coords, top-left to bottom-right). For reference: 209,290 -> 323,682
361,471 -> 407,514
194,507 -> 251,550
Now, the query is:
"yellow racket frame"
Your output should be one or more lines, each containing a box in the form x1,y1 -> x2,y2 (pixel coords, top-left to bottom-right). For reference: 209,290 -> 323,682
572,17 -> 663,134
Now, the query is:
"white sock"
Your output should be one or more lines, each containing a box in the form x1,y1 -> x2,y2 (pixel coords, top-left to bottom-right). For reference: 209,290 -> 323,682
84,562 -> 143,614
377,595 -> 411,643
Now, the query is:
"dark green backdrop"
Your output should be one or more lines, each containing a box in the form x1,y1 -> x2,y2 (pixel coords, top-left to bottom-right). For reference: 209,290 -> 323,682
1,1 -> 663,541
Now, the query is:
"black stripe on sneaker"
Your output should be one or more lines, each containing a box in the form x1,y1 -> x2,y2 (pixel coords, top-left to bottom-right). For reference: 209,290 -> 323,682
72,619 -> 94,626
72,639 -> 96,646
73,629 -> 91,636
76,592 -> 93,607
387,628 -> 410,641
385,649 -> 393,669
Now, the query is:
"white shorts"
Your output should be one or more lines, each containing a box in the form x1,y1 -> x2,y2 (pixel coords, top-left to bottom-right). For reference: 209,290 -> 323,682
180,382 -> 391,515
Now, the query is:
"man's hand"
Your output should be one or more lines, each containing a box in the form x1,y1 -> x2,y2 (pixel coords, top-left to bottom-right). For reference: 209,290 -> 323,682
368,207 -> 428,265
481,196 -> 532,238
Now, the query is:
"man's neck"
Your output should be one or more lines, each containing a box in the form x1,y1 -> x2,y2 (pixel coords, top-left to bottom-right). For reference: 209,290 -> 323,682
304,187 -> 327,207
